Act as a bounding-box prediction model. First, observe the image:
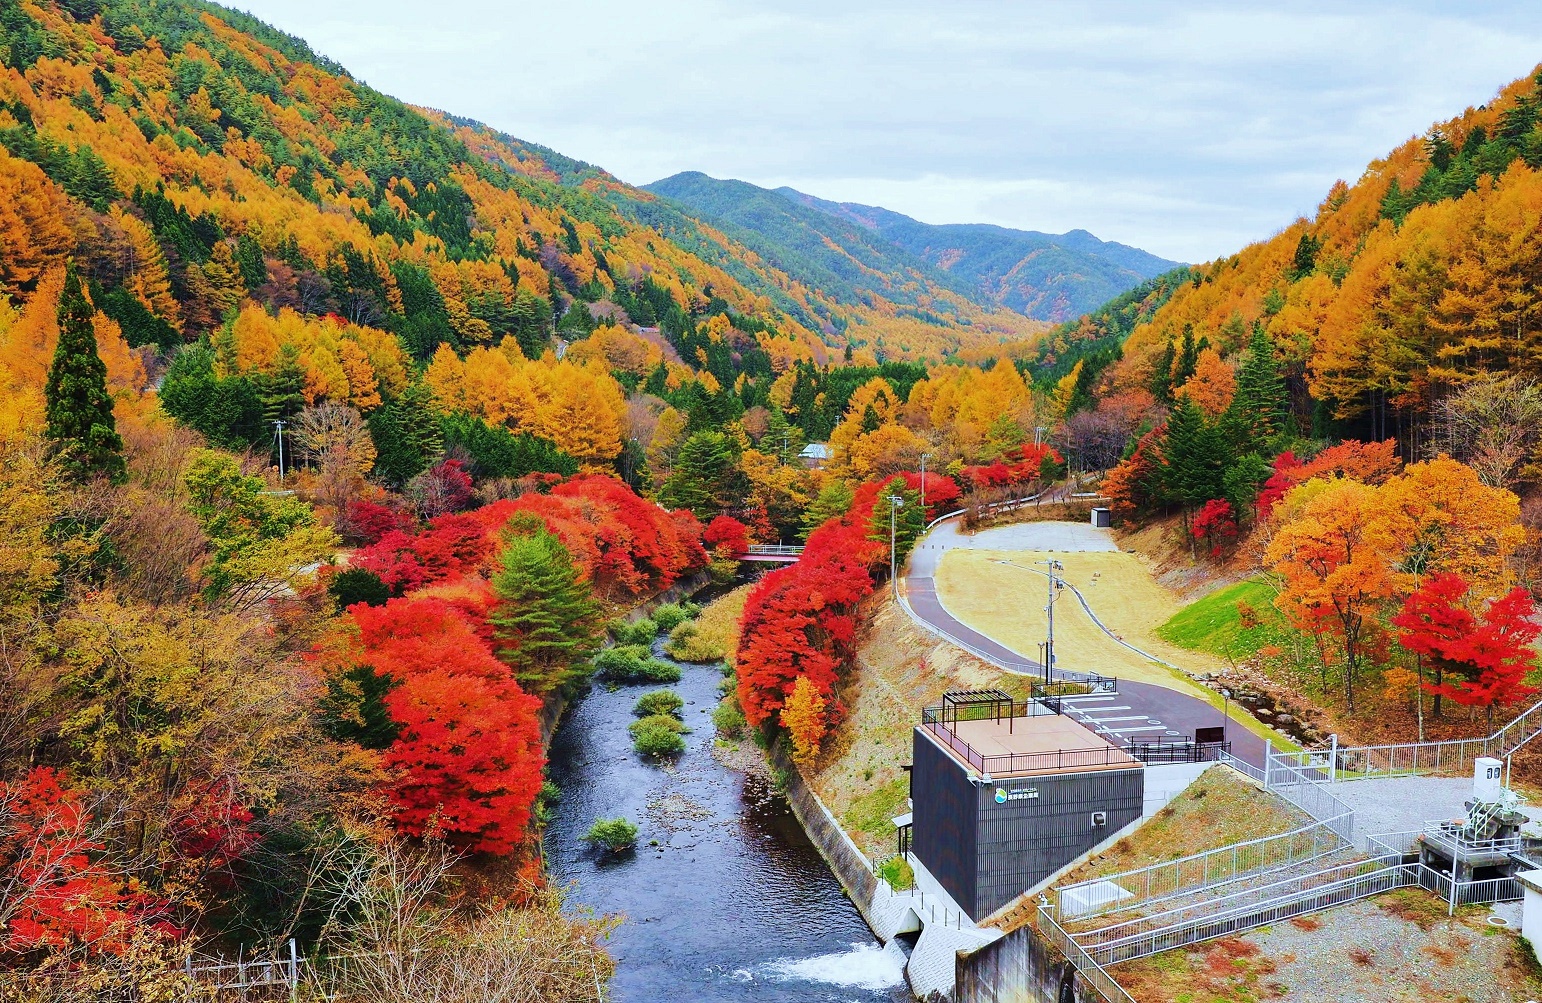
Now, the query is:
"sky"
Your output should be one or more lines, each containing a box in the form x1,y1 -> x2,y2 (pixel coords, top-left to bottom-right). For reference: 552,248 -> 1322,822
232,0 -> 1542,263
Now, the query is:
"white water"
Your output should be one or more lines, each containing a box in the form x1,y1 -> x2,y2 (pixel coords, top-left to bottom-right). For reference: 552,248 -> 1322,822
760,940 -> 908,991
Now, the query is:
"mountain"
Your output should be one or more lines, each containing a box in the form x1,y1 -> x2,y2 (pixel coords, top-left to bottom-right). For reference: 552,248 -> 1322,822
644,171 -> 1181,323
1088,64 -> 1542,446
0,0 -> 1042,369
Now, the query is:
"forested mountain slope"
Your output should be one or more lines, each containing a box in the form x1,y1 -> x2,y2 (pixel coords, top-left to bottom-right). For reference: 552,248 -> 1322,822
0,0 -> 1040,368
1089,65 -> 1542,455
647,170 -> 1180,323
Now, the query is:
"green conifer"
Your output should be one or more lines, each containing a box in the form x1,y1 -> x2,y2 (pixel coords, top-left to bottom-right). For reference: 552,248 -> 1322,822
799,479 -> 854,541
45,264 -> 126,484
490,523 -> 603,694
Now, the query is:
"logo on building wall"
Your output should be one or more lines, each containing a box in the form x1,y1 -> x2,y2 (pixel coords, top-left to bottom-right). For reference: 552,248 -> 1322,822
994,787 -> 1040,804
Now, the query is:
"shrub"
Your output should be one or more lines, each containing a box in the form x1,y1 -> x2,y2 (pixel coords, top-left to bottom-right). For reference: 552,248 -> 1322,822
651,603 -> 697,633
329,567 -> 392,608
583,817 -> 639,853
633,690 -> 684,718
594,645 -> 682,683
877,855 -> 914,891
665,622 -> 725,663
629,714 -> 687,757
712,696 -> 746,738
609,617 -> 659,646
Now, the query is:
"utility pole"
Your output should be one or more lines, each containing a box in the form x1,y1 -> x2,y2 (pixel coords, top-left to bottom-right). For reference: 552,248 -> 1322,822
1034,426 -> 1047,447
889,495 -> 905,600
920,452 -> 931,516
273,419 -> 286,484
1040,558 -> 1063,683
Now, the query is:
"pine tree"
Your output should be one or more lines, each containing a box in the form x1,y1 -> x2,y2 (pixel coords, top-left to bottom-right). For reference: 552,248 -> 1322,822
764,406 -> 805,465
1161,397 -> 1228,515
489,524 -> 603,694
45,264 -> 126,484
1173,325 -> 1199,386
866,479 -> 924,568
660,431 -> 737,517
1228,329 -> 1287,443
799,479 -> 854,541
1150,338 -> 1177,403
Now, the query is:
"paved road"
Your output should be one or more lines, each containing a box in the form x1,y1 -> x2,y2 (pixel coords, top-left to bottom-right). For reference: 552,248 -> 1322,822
903,515 -> 1269,768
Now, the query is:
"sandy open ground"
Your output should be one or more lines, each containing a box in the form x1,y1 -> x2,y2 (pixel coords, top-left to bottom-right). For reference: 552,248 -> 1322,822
934,549 -> 1228,693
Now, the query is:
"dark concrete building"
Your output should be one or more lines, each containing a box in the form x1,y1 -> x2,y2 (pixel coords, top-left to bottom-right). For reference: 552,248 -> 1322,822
910,691 -> 1144,919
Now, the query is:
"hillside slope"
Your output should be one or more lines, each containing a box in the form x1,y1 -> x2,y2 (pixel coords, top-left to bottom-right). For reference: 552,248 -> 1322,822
0,0 -> 1038,367
646,170 -> 1179,324
1091,65 -> 1542,450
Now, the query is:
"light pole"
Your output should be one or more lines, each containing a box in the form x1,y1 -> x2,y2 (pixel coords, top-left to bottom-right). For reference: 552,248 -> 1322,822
889,495 -> 905,600
273,419 -> 286,484
1034,426 -> 1047,447
1040,558 -> 1063,683
1221,688 -> 1231,741
920,452 -> 931,517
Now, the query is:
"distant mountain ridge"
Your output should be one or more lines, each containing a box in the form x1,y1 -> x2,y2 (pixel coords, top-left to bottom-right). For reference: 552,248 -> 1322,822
645,172 -> 1182,323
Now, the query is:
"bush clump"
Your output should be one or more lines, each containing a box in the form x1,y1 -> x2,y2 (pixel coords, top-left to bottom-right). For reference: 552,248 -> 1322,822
609,617 -> 659,646
664,622 -> 725,663
633,689 -> 684,718
594,645 -> 682,683
630,714 -> 687,757
877,855 -> 914,891
712,696 -> 746,738
583,817 -> 639,853
651,602 -> 698,632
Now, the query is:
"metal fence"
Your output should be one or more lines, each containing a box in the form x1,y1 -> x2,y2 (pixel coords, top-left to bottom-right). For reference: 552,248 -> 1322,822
1053,818 -> 1351,920
745,544 -> 804,557
919,722 -> 1142,777
1263,751 -> 1357,844
1271,696 -> 1542,781
1038,909 -> 1138,1003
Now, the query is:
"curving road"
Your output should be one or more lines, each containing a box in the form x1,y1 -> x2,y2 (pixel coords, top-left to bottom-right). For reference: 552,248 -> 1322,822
903,516 -> 1269,768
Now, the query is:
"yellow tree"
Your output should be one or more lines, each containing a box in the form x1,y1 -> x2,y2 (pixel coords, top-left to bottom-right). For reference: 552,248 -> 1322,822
780,675 -> 827,764
1176,347 -> 1236,416
1375,456 -> 1523,598
1265,478 -> 1399,713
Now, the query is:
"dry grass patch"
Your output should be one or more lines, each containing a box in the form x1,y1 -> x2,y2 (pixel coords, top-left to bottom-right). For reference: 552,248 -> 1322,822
1062,766 -> 1310,886
664,583 -> 750,664
1118,936 -> 1285,1003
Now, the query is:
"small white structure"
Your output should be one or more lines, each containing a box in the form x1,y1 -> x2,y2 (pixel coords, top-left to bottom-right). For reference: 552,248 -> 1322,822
1517,869 -> 1542,947
799,443 -> 831,468
1090,507 -> 1112,529
1475,756 -> 1505,801
1060,879 -> 1133,918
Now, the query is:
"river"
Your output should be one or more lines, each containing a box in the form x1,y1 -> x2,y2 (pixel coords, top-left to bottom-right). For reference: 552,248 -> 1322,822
545,641 -> 911,1002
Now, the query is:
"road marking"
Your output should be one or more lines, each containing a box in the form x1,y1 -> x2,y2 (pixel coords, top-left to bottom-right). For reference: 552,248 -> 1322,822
1072,705 -> 1131,714
1080,715 -> 1148,723
1059,695 -> 1118,703
1105,724 -> 1170,734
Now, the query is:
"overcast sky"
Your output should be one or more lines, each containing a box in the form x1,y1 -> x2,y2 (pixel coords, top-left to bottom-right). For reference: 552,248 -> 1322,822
233,0 -> 1542,263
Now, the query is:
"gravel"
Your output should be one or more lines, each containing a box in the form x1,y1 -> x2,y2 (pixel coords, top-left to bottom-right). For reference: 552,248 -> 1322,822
1327,776 -> 1475,845
1245,898 -> 1541,1003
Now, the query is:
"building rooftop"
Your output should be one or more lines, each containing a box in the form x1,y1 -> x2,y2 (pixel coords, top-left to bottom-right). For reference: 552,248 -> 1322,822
923,713 -> 1141,778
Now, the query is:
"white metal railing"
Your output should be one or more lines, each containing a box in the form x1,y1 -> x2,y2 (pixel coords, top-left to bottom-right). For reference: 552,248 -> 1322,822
1083,860 -> 1412,966
1038,908 -> 1139,1003
1264,749 -> 1357,844
1054,819 -> 1351,920
1273,696 -> 1542,781
745,544 -> 804,556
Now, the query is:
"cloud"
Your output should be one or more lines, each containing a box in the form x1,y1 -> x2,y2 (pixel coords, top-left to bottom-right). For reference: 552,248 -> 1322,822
235,0 -> 1542,261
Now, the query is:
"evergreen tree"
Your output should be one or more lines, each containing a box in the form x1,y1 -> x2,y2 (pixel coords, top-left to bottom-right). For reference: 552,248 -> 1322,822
866,479 -> 924,569
45,264 -> 126,484
160,344 -> 265,449
366,382 -> 443,486
1161,397 -> 1228,513
318,664 -> 400,750
764,406 -> 805,465
489,522 -> 603,694
1289,232 -> 1320,281
859,403 -> 882,434
644,363 -> 669,397
799,479 -> 854,540
1173,325 -> 1199,386
1228,329 -> 1287,443
660,431 -> 737,517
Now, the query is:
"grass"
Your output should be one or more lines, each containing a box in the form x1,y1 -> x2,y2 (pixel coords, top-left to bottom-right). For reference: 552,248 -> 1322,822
1156,578 -> 1294,663
629,714 -> 687,757
839,776 -> 910,850
595,645 -> 681,683
1116,937 -> 1283,1003
1046,766 -> 1311,899
665,584 -> 750,663
632,690 -> 684,718
877,855 -> 914,891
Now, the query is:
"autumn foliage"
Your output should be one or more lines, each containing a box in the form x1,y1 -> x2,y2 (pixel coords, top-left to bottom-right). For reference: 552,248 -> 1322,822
1392,574 -> 1539,716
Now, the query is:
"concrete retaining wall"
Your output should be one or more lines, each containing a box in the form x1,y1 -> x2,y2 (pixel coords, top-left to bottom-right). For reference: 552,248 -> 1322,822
769,739 -> 880,915
955,922 -> 1101,1003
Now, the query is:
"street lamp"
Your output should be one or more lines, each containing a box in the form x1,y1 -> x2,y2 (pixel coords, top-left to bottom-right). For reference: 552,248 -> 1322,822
1040,558 -> 1063,683
272,419 -> 287,484
920,453 -> 932,516
889,495 -> 905,600
1221,688 -> 1231,740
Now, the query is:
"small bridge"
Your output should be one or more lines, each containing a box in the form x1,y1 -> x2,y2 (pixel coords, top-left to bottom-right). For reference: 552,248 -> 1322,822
743,544 -> 804,563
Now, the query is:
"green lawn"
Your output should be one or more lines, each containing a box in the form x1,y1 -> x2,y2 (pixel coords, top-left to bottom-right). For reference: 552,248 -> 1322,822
1156,578 -> 1293,662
